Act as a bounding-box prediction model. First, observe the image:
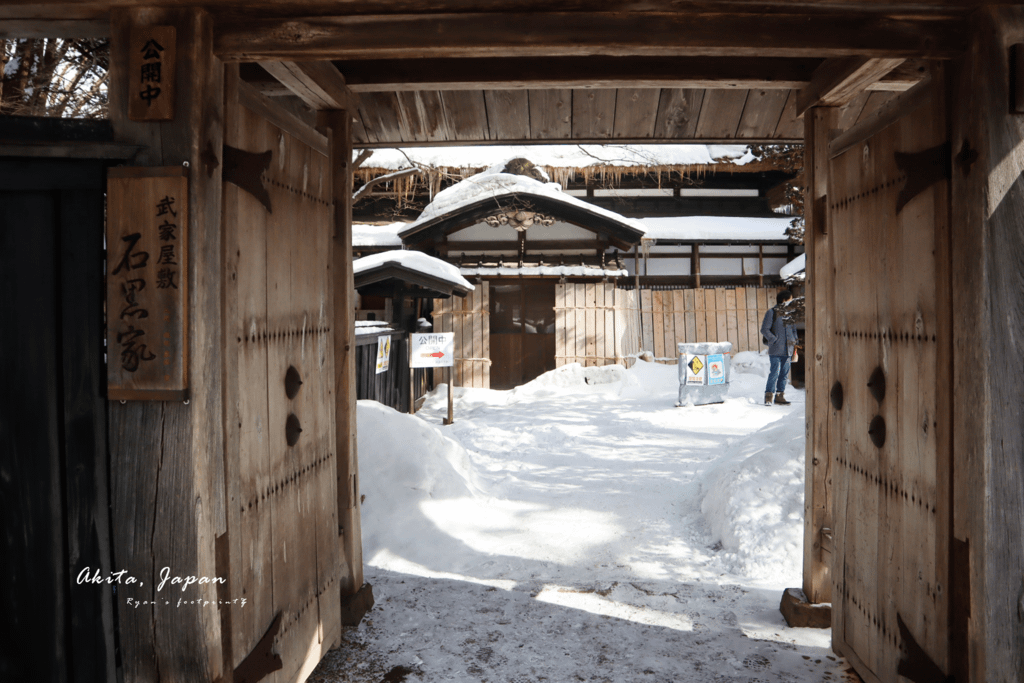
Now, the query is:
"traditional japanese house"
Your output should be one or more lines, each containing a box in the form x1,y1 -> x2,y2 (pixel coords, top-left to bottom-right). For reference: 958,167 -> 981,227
354,152 -> 798,389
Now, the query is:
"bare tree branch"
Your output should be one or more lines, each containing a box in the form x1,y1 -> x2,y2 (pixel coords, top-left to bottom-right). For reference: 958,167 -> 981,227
352,166 -> 420,202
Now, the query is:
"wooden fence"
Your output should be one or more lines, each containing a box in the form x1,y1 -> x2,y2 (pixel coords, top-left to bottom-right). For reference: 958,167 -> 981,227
557,283 -> 781,366
355,331 -> 433,413
432,282 -> 490,388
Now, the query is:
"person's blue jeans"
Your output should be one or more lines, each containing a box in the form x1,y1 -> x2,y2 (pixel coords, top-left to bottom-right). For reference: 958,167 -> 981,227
765,354 -> 791,394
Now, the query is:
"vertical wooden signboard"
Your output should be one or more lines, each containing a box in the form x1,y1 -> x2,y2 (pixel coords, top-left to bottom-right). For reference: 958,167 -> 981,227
128,25 -> 176,121
107,167 -> 189,401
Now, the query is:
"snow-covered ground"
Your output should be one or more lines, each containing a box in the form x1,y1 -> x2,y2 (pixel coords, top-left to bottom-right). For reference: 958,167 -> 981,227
311,357 -> 853,683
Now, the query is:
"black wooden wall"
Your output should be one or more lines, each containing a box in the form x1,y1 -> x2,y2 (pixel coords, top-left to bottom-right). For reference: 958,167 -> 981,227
0,157 -> 116,683
355,332 -> 432,413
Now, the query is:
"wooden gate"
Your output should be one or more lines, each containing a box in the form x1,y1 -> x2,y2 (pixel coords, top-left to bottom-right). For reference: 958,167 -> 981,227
824,78 -> 951,681
433,282 -> 489,389
221,73 -> 341,682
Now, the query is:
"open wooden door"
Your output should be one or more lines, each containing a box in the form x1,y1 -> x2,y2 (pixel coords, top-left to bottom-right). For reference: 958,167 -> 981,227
221,68 -> 342,683
824,76 -> 952,681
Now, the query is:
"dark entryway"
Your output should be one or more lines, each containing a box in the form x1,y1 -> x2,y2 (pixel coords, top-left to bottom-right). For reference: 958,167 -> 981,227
0,157 -> 116,683
489,280 -> 556,389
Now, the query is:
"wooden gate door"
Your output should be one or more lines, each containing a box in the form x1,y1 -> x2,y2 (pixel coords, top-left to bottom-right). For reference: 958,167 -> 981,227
826,78 -> 952,681
221,73 -> 341,682
434,282 -> 489,388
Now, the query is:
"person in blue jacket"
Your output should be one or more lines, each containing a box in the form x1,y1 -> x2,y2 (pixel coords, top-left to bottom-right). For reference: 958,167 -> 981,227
760,290 -> 799,405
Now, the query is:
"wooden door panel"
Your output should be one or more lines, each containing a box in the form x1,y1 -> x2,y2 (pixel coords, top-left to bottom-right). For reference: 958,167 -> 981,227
223,76 -> 340,683
828,81 -> 950,681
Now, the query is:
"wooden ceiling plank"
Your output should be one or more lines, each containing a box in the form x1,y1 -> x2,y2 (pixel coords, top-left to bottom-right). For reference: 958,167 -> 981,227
395,90 -> 451,142
440,91 -> 490,142
796,56 -> 905,115
216,12 -> 966,61
335,56 -> 820,91
351,135 -> 801,149
652,88 -> 705,140
257,60 -> 359,111
529,89 -> 572,141
612,88 -> 660,139
866,58 -> 929,91
572,89 -> 617,140
483,90 -> 531,141
772,89 -> 804,139
694,89 -> 749,139
358,92 -> 405,145
735,88 -> 790,139
0,19 -> 108,38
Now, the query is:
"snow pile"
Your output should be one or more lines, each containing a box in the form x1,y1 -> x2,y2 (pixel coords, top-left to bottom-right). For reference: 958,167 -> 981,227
359,144 -> 755,172
352,222 -> 406,247
698,418 -> 806,581
731,350 -> 771,377
353,250 -> 474,291
638,215 -> 793,242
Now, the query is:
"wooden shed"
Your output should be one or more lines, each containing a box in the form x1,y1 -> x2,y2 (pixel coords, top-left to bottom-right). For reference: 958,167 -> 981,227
3,3 -> 1024,683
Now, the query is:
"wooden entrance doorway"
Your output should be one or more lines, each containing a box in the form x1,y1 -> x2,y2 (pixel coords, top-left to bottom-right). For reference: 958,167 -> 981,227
489,280 -> 557,389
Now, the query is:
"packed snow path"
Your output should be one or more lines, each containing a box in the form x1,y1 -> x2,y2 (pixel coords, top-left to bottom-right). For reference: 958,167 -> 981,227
311,358 -> 854,683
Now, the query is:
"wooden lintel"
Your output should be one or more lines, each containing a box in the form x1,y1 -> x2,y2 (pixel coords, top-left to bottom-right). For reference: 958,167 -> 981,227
797,56 -> 906,115
258,60 -> 359,111
354,135 -> 803,149
215,12 -> 966,61
336,56 -> 821,91
0,19 -> 108,38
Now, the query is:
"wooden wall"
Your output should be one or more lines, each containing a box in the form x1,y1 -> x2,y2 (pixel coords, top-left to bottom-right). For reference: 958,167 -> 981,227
558,283 -> 780,367
432,283 -> 490,389
951,8 -> 1024,682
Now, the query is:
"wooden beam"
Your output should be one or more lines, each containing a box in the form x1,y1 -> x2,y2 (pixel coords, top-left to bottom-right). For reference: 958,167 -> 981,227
334,56 -> 822,91
318,109 -> 365,597
215,12 -> 966,61
258,60 -> 359,111
797,56 -> 905,115
0,19 -> 108,38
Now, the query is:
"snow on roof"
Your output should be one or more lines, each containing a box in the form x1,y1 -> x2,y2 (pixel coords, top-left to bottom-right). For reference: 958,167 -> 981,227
404,168 -> 646,234
354,249 -> 474,291
354,319 -> 396,336
353,222 -> 406,248
637,216 -> 794,242
458,265 -> 628,278
780,253 -> 806,281
359,144 -> 755,171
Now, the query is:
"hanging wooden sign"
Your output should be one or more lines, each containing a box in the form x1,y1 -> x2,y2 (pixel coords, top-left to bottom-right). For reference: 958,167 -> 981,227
107,166 -> 188,401
128,25 -> 176,121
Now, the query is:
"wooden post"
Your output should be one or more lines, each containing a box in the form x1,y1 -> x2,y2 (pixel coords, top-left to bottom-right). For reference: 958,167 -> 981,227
693,243 -> 701,289
950,8 -> 1024,681
758,244 -> 764,286
446,366 -> 455,424
108,7 -> 226,682
319,109 -> 364,596
802,104 -> 837,606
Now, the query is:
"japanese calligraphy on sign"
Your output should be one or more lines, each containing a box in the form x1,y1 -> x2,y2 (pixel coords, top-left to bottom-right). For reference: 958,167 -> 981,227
129,25 -> 176,121
107,167 -> 188,400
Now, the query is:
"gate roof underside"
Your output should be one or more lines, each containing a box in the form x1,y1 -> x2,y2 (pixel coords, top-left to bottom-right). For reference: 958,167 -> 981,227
4,1 -> 979,145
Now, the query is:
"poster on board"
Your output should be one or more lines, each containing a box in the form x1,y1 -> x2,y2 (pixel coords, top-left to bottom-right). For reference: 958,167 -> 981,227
707,354 -> 725,385
685,353 -> 706,386
375,335 -> 391,374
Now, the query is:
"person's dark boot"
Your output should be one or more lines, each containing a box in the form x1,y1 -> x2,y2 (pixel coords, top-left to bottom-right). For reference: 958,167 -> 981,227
764,392 -> 775,406
774,392 -> 791,405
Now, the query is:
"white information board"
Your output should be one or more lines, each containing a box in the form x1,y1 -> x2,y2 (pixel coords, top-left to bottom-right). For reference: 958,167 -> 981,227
410,332 -> 455,368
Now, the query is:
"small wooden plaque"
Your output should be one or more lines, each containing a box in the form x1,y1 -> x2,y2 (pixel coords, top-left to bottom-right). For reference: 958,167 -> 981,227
107,167 -> 189,401
128,25 -> 176,121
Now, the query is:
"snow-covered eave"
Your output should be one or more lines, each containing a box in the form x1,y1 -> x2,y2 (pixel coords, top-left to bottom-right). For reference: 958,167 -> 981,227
354,258 -> 474,298
398,191 -> 645,248
780,253 -> 806,281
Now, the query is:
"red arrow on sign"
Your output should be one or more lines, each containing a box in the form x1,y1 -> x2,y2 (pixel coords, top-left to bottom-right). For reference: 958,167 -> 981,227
428,351 -> 445,358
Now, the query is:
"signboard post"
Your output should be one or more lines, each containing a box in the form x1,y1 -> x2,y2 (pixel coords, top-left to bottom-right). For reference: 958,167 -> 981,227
410,332 -> 455,424
106,166 -> 188,401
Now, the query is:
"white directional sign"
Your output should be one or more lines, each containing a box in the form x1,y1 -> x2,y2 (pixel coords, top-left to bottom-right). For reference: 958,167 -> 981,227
410,332 -> 455,368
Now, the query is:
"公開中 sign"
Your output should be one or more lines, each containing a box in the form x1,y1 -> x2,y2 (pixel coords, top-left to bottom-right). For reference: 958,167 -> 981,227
410,333 -> 454,368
